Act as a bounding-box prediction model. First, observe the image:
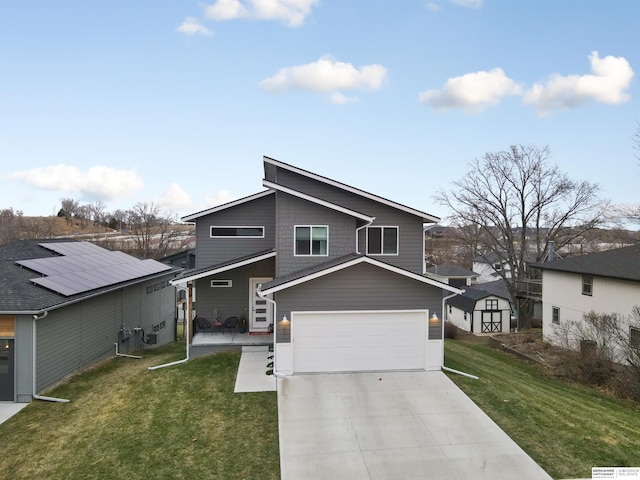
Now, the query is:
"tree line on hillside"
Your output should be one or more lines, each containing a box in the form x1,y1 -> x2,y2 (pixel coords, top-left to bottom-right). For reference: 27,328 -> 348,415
0,201 -> 189,260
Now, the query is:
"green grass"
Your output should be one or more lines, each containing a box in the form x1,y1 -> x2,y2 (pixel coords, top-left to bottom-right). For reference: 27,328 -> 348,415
0,343 -> 280,480
445,340 -> 640,479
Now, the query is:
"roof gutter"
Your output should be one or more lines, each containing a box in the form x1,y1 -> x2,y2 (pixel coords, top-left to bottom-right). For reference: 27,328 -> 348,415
32,311 -> 71,403
441,290 -> 461,371
355,217 -> 375,254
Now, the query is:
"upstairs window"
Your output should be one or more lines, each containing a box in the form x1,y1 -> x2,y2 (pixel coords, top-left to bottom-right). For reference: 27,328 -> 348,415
582,275 -> 593,296
210,226 -> 264,238
367,226 -> 398,255
295,226 -> 328,256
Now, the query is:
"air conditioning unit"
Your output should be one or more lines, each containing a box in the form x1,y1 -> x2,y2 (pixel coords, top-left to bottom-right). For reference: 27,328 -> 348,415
146,332 -> 159,345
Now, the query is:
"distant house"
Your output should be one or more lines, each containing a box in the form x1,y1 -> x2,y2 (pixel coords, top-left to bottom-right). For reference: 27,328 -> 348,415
161,249 -> 196,321
173,156 -> 462,375
425,262 -> 477,289
0,240 -> 177,403
472,252 -> 511,283
445,283 -> 512,334
535,244 -> 640,358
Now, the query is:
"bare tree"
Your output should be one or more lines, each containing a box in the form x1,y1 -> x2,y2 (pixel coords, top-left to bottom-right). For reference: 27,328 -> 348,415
126,202 -> 180,259
59,197 -> 80,224
435,145 -> 608,327
0,208 -> 22,245
89,201 -> 106,226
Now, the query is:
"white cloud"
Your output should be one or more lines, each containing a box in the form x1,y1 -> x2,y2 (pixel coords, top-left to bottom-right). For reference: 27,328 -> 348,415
9,165 -> 144,201
176,17 -> 213,36
156,183 -> 196,212
205,0 -> 319,27
451,0 -> 483,8
205,190 -> 235,206
425,3 -> 441,12
260,55 -> 388,102
419,67 -> 522,113
523,51 -> 634,116
329,92 -> 360,104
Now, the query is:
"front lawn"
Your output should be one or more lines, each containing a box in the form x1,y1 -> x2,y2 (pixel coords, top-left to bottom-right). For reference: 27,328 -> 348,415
0,343 -> 280,480
445,340 -> 640,479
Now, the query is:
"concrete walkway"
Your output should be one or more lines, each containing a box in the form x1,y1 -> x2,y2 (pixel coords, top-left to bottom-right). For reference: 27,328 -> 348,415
277,371 -> 552,480
234,346 -> 276,393
0,402 -> 29,426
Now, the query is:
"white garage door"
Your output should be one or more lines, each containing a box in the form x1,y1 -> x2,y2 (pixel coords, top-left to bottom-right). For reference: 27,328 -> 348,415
291,310 -> 428,373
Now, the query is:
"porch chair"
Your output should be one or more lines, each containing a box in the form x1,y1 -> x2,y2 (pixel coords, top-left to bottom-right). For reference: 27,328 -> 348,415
193,316 -> 214,334
222,316 -> 238,333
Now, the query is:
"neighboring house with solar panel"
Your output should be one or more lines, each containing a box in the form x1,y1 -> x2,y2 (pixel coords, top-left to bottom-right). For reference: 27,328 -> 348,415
0,239 -> 177,403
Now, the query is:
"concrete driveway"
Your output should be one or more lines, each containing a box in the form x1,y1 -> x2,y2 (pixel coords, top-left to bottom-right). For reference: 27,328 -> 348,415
277,371 -> 552,480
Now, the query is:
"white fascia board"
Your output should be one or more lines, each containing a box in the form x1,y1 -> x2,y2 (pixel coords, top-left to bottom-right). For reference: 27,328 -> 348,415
259,256 -> 463,295
181,190 -> 274,222
170,251 -> 276,285
263,156 -> 440,223
262,180 -> 375,222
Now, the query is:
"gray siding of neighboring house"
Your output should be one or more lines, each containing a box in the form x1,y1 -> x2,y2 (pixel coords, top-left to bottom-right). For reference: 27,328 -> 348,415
195,194 -> 275,269
273,168 -> 425,273
32,273 -> 175,394
276,193 -> 357,277
194,257 -> 275,323
274,262 -> 444,343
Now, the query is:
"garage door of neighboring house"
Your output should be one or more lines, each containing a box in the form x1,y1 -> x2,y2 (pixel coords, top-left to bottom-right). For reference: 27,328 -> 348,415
291,311 -> 428,373
0,339 -> 14,401
481,310 -> 502,333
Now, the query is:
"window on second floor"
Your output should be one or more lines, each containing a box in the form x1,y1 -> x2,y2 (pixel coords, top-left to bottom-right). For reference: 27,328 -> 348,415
367,226 -> 398,255
552,306 -> 560,324
210,226 -> 264,238
295,226 -> 328,256
485,299 -> 499,310
582,275 -> 593,296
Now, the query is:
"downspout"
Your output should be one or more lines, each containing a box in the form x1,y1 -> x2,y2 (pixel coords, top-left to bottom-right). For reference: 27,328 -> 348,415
257,290 -> 286,378
355,218 -> 375,254
441,290 -> 460,373
148,281 -> 191,370
32,311 -> 71,403
148,315 -> 189,370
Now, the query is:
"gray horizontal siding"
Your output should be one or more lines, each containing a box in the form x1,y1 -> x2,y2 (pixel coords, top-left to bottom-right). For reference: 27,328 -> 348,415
274,262 -> 444,343
275,169 -> 425,273
276,193 -> 357,277
194,257 -> 275,323
195,194 -> 275,268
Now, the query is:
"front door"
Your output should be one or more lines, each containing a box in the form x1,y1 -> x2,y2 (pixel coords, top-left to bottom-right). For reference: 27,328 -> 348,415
0,339 -> 14,401
249,277 -> 273,332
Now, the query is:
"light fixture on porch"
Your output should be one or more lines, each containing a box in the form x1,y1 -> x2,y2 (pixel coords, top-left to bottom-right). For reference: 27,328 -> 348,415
280,315 -> 289,324
429,313 -> 439,324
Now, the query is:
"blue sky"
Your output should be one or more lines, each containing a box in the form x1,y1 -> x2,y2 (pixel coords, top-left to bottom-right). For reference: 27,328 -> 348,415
1,0 -> 638,222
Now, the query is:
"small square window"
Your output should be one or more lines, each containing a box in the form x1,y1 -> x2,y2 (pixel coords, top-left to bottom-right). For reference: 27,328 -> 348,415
552,306 -> 560,324
485,299 -> 498,310
295,226 -> 328,256
211,280 -> 232,288
582,275 -> 593,296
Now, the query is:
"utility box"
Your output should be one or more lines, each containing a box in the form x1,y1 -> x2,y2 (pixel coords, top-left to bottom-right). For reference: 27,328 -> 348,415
146,332 -> 159,345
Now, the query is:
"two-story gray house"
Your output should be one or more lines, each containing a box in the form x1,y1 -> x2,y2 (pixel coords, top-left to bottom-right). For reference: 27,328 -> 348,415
174,157 -> 461,375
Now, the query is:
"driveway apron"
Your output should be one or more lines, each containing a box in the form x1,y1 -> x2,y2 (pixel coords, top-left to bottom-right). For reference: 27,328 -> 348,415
277,371 -> 552,480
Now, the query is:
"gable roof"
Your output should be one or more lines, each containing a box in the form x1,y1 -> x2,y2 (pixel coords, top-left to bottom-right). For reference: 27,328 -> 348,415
534,243 -> 640,282
171,249 -> 276,285
446,287 -> 510,313
263,156 -> 440,223
258,254 -> 462,295
0,239 -> 175,314
181,190 -> 274,222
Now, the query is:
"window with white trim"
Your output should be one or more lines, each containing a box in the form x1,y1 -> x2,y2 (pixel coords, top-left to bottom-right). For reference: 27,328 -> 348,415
485,299 -> 499,310
211,280 -> 232,288
367,226 -> 398,255
582,275 -> 593,296
552,306 -> 560,324
295,226 -> 328,256
210,226 -> 264,238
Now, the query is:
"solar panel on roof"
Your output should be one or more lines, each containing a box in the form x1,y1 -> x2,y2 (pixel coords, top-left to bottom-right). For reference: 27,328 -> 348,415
17,241 -> 172,296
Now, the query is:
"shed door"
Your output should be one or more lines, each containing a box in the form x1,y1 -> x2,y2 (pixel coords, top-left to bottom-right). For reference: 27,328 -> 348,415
0,340 -> 14,401
291,311 -> 428,373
